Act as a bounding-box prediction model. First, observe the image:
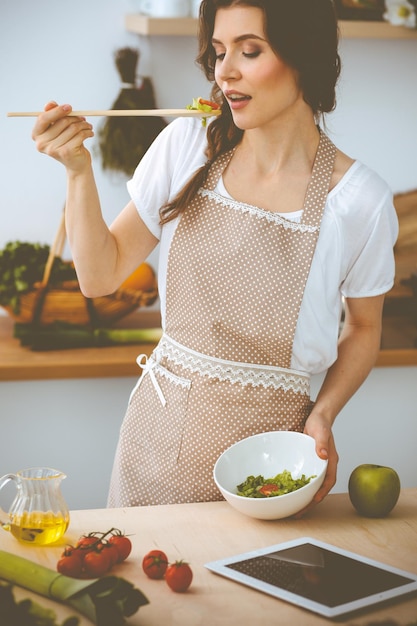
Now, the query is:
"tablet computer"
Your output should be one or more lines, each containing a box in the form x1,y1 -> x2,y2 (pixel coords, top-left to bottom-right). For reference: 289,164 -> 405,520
205,537 -> 417,619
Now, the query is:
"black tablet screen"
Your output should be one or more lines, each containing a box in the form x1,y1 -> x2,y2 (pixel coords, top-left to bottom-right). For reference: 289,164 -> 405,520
225,543 -> 414,607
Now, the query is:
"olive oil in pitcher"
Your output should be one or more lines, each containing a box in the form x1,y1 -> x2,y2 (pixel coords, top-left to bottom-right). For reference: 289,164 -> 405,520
0,467 -> 70,545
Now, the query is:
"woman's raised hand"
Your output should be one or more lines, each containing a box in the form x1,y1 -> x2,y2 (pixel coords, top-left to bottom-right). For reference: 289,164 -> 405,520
31,101 -> 94,173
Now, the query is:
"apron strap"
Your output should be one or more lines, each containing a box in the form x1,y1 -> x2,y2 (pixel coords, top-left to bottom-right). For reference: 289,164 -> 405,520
204,149 -> 235,191
301,130 -> 336,228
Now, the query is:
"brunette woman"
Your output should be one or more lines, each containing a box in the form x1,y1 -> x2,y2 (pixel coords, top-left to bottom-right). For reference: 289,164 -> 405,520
32,0 -> 397,511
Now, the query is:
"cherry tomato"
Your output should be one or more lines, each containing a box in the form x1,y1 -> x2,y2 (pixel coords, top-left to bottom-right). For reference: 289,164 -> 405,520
103,542 -> 120,567
76,535 -> 102,556
258,484 -> 280,497
83,547 -> 112,577
142,550 -> 169,580
165,561 -> 193,593
108,533 -> 132,563
57,547 -> 84,578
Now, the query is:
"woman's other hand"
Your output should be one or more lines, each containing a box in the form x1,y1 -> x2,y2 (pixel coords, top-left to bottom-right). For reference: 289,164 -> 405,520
295,412 -> 339,517
32,101 -> 94,173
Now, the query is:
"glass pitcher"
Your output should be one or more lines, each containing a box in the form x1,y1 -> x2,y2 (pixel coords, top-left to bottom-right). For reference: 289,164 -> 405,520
0,467 -> 70,545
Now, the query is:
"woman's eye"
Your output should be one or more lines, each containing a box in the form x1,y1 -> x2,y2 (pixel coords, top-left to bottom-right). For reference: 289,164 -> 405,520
243,51 -> 261,59
214,49 -> 261,61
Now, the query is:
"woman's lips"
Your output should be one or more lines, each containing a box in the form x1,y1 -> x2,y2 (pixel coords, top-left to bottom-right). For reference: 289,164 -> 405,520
226,93 -> 251,110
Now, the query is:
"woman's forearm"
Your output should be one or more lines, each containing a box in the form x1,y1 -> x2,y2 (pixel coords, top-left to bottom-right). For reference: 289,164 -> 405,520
301,295 -> 385,506
65,167 -> 119,297
313,312 -> 383,425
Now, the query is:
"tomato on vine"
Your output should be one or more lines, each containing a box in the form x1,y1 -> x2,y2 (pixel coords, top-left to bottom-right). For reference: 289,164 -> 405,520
83,547 -> 112,577
76,534 -> 102,557
103,542 -> 120,567
56,527 -> 132,579
108,533 -> 132,562
57,546 -> 84,578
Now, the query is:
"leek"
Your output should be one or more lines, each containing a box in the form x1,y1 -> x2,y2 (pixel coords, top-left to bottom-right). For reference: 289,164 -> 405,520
14,323 -> 162,351
93,327 -> 162,346
0,550 -> 149,626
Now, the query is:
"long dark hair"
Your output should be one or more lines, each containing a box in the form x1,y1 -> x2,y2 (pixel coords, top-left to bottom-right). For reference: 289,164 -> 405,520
160,0 -> 341,224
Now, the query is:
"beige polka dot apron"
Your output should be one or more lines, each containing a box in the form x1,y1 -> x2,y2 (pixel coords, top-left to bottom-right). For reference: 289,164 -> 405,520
108,131 -> 336,507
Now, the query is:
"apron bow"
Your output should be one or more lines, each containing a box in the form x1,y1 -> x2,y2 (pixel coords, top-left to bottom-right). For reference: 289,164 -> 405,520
129,354 -> 167,407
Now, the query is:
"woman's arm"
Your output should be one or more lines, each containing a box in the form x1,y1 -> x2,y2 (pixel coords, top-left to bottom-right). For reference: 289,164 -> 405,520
32,102 -> 158,297
300,293 -> 385,513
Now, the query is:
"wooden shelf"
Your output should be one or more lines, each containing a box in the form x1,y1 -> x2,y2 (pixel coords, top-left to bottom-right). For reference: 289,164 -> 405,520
339,19 -> 417,38
0,309 -> 415,382
0,311 -> 161,381
125,14 -> 417,38
125,14 -> 197,36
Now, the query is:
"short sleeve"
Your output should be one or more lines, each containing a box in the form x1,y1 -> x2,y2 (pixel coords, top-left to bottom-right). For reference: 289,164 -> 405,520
340,183 -> 399,298
293,164 -> 399,373
126,117 -> 208,240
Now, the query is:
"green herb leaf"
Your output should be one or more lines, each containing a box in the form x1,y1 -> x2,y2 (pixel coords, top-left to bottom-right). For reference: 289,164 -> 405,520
0,241 -> 77,313
0,581 -> 80,626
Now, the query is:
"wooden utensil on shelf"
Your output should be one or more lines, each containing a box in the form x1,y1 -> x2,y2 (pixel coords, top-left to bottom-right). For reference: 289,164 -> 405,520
40,209 -> 66,288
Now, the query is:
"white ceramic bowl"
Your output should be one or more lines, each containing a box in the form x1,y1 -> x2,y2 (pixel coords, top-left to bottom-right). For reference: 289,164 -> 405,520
213,431 -> 328,520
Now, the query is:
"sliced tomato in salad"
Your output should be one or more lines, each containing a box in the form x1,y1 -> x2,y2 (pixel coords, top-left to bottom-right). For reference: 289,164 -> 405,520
197,98 -> 220,110
257,483 -> 281,497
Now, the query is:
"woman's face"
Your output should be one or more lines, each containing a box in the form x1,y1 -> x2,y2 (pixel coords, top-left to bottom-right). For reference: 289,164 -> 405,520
212,5 -> 303,130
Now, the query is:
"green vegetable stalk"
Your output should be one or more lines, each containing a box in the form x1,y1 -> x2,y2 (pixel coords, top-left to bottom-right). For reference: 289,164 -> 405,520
93,327 -> 162,346
0,550 -> 149,626
14,323 -> 162,351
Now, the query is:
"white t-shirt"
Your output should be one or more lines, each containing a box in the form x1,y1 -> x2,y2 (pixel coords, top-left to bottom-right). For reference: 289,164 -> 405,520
127,117 -> 398,375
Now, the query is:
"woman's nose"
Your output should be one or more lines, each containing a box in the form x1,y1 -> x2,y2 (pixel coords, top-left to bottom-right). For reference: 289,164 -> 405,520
217,54 -> 240,81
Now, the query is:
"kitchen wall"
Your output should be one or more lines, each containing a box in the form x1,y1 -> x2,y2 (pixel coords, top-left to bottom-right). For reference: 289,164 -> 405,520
1,367 -> 417,511
1,0 -> 417,252
0,1 -> 416,510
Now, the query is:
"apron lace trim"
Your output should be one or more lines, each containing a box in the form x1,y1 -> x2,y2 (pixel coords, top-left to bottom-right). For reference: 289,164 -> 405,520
154,334 -> 310,395
198,189 -> 319,233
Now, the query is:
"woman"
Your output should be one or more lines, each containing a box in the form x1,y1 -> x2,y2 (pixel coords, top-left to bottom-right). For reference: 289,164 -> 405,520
32,0 -> 397,512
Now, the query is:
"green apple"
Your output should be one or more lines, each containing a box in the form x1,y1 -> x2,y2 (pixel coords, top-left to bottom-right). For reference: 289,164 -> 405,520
348,464 -> 401,518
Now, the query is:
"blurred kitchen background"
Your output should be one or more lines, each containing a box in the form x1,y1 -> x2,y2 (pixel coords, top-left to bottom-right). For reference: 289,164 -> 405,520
0,0 -> 416,509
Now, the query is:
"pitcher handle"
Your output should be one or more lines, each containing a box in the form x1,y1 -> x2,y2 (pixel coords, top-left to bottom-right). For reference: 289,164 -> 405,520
0,473 -> 17,527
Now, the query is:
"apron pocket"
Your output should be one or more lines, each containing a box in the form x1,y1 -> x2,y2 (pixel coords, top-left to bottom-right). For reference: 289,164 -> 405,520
125,363 -> 192,467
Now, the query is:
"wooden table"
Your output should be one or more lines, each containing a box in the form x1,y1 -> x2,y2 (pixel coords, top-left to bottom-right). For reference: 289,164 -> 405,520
1,490 -> 417,625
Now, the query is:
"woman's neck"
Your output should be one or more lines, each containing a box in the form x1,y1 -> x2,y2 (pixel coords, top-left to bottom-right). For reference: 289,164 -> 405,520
238,120 -> 321,178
